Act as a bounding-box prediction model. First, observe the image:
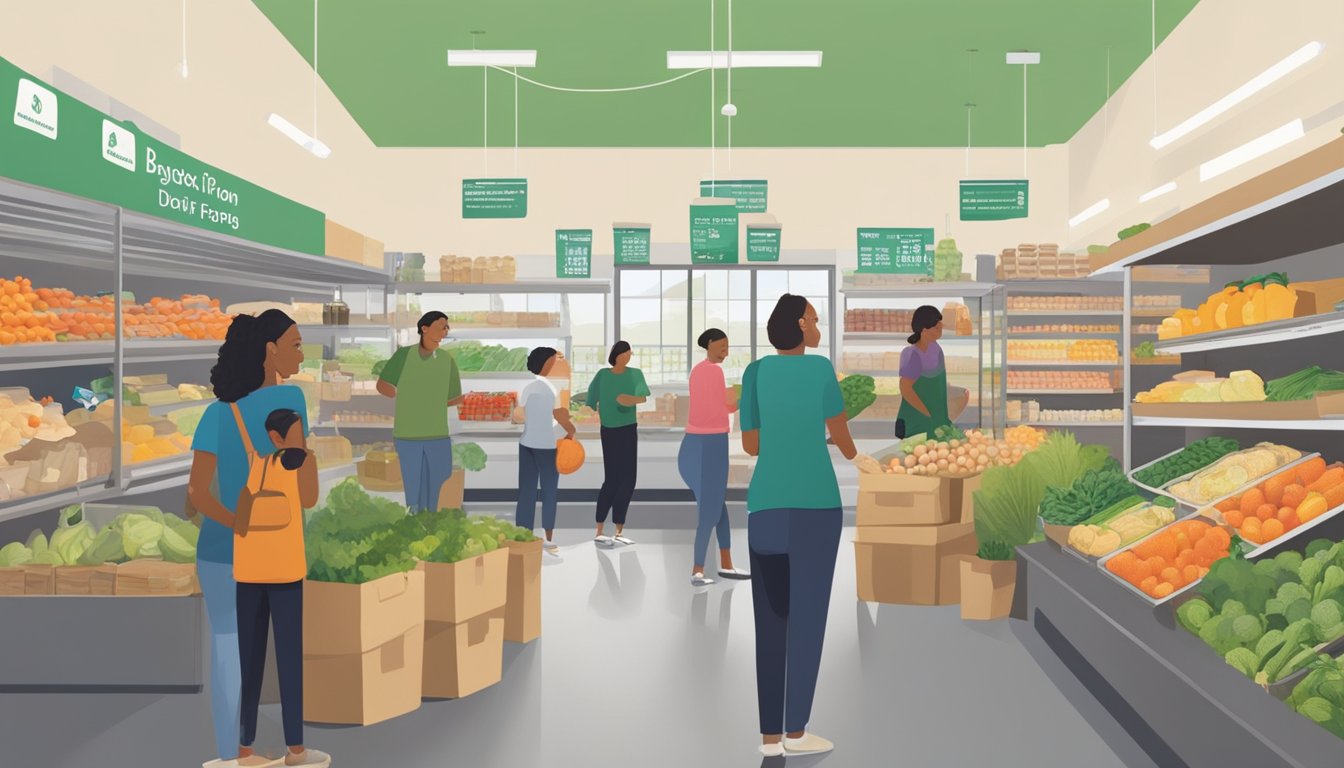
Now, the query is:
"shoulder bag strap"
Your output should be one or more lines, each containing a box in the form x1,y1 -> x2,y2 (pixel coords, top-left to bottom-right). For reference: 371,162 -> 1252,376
229,402 -> 257,458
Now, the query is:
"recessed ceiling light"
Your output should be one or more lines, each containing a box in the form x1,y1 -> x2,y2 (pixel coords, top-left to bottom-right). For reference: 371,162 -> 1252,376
666,51 -> 822,69
447,50 -> 538,68
1006,51 -> 1041,65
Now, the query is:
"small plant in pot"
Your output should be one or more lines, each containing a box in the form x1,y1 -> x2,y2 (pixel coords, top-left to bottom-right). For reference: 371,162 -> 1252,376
962,539 -> 1018,621
437,442 -> 487,511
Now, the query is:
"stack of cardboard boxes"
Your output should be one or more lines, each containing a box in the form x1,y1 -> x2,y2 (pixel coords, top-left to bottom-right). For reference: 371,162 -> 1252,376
420,547 -> 509,698
854,466 -> 980,606
304,569 -> 427,725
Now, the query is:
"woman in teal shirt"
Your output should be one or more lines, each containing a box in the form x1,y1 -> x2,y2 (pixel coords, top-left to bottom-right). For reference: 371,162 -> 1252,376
740,294 -> 856,759
585,341 -> 649,547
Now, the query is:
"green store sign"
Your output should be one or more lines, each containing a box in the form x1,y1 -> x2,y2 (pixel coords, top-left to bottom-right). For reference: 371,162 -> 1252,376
556,229 -> 592,278
699,179 -> 767,213
689,202 -> 739,264
746,225 -> 781,262
959,179 -> 1029,221
613,225 -> 651,265
857,227 -> 934,275
463,178 -> 528,219
0,55 -> 325,254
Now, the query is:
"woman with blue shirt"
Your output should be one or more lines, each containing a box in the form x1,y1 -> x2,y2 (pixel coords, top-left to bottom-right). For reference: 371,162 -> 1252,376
188,310 -> 329,768
739,294 -> 856,759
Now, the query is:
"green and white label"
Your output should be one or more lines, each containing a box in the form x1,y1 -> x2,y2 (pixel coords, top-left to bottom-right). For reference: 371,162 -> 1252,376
614,227 -> 651,265
101,119 -> 135,172
463,178 -> 528,219
856,227 -> 934,275
746,226 -> 781,262
556,229 -> 592,278
13,78 -> 57,139
690,203 -> 739,264
699,180 -> 767,213
959,179 -> 1029,221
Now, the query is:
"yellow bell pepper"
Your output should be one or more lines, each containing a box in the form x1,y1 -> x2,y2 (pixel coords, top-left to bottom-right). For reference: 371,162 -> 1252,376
1264,283 -> 1298,321
1243,290 -> 1269,326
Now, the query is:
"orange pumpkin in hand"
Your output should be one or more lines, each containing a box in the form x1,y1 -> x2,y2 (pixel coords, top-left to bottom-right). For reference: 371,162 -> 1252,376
556,438 -> 586,475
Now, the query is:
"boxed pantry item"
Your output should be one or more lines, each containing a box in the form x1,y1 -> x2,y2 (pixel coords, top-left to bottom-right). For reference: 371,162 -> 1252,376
422,609 -> 505,699
960,557 -> 1017,621
1291,277 -> 1344,316
114,560 -> 198,596
854,522 -> 977,606
304,569 -> 426,656
305,625 -> 424,725
418,547 -> 508,625
503,539 -> 542,644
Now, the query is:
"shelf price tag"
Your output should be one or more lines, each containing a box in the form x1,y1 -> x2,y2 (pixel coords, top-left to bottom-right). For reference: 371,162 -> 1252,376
613,225 -> 651,265
555,229 -> 592,278
463,178 -> 528,219
746,224 -> 782,262
959,179 -> 1029,221
856,227 -> 934,275
689,200 -> 739,264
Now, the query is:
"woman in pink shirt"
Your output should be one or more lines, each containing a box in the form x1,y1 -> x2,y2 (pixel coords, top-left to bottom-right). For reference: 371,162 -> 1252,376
678,328 -> 750,586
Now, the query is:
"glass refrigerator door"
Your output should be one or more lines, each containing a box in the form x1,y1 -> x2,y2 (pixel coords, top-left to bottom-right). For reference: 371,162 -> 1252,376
754,269 -> 832,362
691,269 -> 753,383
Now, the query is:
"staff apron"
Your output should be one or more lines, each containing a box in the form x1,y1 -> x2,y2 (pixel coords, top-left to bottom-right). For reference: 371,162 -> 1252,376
895,365 -> 951,440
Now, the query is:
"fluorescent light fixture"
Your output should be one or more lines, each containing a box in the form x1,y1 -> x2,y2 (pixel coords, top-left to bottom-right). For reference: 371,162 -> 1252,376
1150,41 -> 1322,149
1138,182 -> 1178,203
447,50 -> 537,68
1199,119 -> 1304,181
1006,51 -> 1041,65
666,51 -> 822,69
267,113 -> 331,159
1068,198 -> 1110,228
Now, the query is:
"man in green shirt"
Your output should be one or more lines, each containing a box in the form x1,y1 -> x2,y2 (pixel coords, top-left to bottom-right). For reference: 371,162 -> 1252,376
377,311 -> 464,512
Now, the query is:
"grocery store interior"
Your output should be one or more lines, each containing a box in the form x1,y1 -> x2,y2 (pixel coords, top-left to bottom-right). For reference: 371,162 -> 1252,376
3,1 -> 1344,766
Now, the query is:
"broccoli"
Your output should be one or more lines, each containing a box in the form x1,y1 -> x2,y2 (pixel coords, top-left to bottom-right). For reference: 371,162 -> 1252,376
1177,598 -> 1214,634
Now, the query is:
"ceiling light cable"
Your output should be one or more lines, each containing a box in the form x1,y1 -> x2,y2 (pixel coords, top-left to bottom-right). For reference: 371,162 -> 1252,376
488,67 -> 707,93
1151,0 -> 1158,137
180,0 -> 188,78
727,0 -> 732,171
313,0 -> 318,139
514,67 -> 519,175
711,0 -> 716,184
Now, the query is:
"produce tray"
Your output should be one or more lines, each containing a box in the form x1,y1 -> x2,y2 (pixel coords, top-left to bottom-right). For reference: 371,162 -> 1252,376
1159,449 -> 1320,509
1065,501 -> 1199,569
1131,392 -> 1344,421
1097,515 -> 1237,606
1205,496 -> 1344,561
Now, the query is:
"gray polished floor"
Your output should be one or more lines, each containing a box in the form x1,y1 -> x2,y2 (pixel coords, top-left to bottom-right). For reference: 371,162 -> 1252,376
0,527 -> 1145,768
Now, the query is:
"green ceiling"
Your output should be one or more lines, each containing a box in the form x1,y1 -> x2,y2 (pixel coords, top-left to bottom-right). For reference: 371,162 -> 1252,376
253,0 -> 1200,148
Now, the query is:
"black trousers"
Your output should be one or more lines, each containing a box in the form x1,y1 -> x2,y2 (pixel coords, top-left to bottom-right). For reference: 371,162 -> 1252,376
596,424 -> 638,526
237,580 -> 304,748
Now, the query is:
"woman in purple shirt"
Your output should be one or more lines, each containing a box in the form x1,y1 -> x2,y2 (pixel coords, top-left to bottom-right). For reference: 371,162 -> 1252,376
895,305 -> 951,439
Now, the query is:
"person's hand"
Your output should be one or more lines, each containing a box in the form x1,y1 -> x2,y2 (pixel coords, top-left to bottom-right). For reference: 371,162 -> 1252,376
615,394 -> 638,406
564,427 -> 576,440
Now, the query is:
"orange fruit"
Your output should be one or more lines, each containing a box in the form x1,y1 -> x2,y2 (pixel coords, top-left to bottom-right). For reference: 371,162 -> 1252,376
1140,575 -> 1159,594
1161,567 -> 1182,585
1146,556 -> 1167,576
1278,507 -> 1301,531
1183,564 -> 1201,583
1283,484 -> 1308,510
1262,518 -> 1285,542
1257,503 -> 1277,522
1240,488 -> 1266,517
1131,558 -> 1154,582
1241,517 -> 1263,544
1224,509 -> 1245,528
1264,473 -> 1291,506
1153,582 -> 1176,598
1216,497 -> 1240,513
1175,551 -> 1193,572
1298,457 -> 1328,486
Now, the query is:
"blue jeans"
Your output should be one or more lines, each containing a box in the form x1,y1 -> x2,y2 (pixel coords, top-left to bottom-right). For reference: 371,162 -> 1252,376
238,581 -> 304,748
516,444 -> 559,532
395,437 -> 454,513
748,507 -> 843,735
198,559 -> 241,761
678,432 -> 731,569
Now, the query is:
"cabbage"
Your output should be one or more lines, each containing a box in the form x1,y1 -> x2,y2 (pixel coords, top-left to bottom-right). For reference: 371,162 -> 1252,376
118,514 -> 164,560
50,505 -> 94,565
0,541 -> 32,567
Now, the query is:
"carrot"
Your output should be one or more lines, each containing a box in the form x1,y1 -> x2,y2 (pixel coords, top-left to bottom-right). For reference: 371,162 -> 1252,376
1307,467 -> 1344,493
1299,457 -> 1330,486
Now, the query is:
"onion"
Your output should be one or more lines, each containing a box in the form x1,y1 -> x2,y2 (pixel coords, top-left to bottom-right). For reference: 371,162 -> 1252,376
914,444 -> 928,457
904,454 -> 918,468
936,459 -> 949,472
950,439 -> 961,449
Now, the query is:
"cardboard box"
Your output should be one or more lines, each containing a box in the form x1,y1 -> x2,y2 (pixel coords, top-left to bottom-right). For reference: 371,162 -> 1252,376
854,522 -> 977,606
422,610 -> 505,699
362,236 -> 385,270
304,569 -> 426,656
1132,392 -> 1344,421
55,565 -> 117,595
1293,278 -> 1344,317
0,568 -> 22,596
304,625 -> 424,725
114,561 -> 196,596
856,473 -> 980,526
960,556 -> 1017,621
325,219 -> 365,264
503,539 -> 542,644
419,547 -> 508,625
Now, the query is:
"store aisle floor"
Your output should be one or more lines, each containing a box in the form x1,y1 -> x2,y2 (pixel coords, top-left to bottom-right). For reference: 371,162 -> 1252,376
0,529 -> 1140,768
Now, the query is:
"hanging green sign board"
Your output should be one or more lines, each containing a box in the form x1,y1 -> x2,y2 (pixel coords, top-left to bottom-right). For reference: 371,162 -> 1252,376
856,227 -> 934,275
613,225 -> 651,265
689,202 -> 739,264
959,179 -> 1029,221
463,178 -> 528,219
746,225 -> 782,262
0,55 -> 325,254
555,229 -> 592,278
699,180 -> 767,213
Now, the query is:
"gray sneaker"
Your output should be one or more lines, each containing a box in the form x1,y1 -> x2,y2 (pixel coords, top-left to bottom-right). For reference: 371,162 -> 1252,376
284,749 -> 331,767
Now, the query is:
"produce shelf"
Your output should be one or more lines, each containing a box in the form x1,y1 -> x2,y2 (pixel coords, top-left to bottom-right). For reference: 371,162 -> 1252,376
123,338 -> 221,364
449,328 -> 569,341
124,454 -> 193,483
1006,332 -> 1123,339
1006,360 -> 1121,367
1154,311 -> 1344,355
0,340 -> 114,372
297,324 -> 395,337
1235,499 -> 1344,560
842,333 -> 983,342
1014,421 -> 1123,428
148,398 -> 215,417
0,476 -> 117,524
1005,310 -> 1123,317
1007,388 -> 1121,395
838,281 -> 1000,298
459,371 -> 535,380
1017,542 -> 1344,768
394,279 -> 611,295
1133,416 -> 1344,431
1130,308 -> 1182,318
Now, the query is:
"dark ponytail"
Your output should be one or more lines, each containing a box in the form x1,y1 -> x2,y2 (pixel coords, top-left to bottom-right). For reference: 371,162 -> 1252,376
210,309 -> 296,403
907,305 -> 943,345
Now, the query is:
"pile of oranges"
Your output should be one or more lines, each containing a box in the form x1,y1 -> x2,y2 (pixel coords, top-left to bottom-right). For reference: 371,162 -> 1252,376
1214,457 -> 1344,546
1105,518 -> 1233,599
0,276 -> 231,346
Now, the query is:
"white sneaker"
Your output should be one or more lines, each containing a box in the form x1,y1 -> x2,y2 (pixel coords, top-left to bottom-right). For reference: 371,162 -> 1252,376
204,757 -> 282,768
718,567 -> 751,580
613,534 -> 636,546
784,732 -> 834,755
594,535 -> 614,547
543,542 -> 561,556
691,572 -> 716,587
284,748 -> 331,767
759,742 -> 785,758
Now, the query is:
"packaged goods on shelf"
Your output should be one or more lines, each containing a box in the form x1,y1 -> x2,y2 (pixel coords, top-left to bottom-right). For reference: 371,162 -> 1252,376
437,256 -> 517,285
1010,324 -> 1120,335
1007,295 -> 1124,312
998,244 -> 1091,279
1133,295 -> 1184,311
1135,324 -> 1162,334
1007,370 -> 1117,391
441,311 -> 560,329
333,411 -> 395,426
459,392 -> 518,422
636,394 -> 678,426
1007,401 -> 1121,424
1008,340 -> 1118,362
844,303 -> 973,335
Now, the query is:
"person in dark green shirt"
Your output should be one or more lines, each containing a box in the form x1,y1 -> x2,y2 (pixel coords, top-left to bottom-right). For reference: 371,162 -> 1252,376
377,311 -> 464,513
740,294 -> 856,758
584,340 -> 649,546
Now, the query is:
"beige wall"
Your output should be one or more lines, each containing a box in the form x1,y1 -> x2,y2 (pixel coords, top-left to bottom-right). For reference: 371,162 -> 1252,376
2,0 -> 1068,277
1066,0 -> 1344,249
